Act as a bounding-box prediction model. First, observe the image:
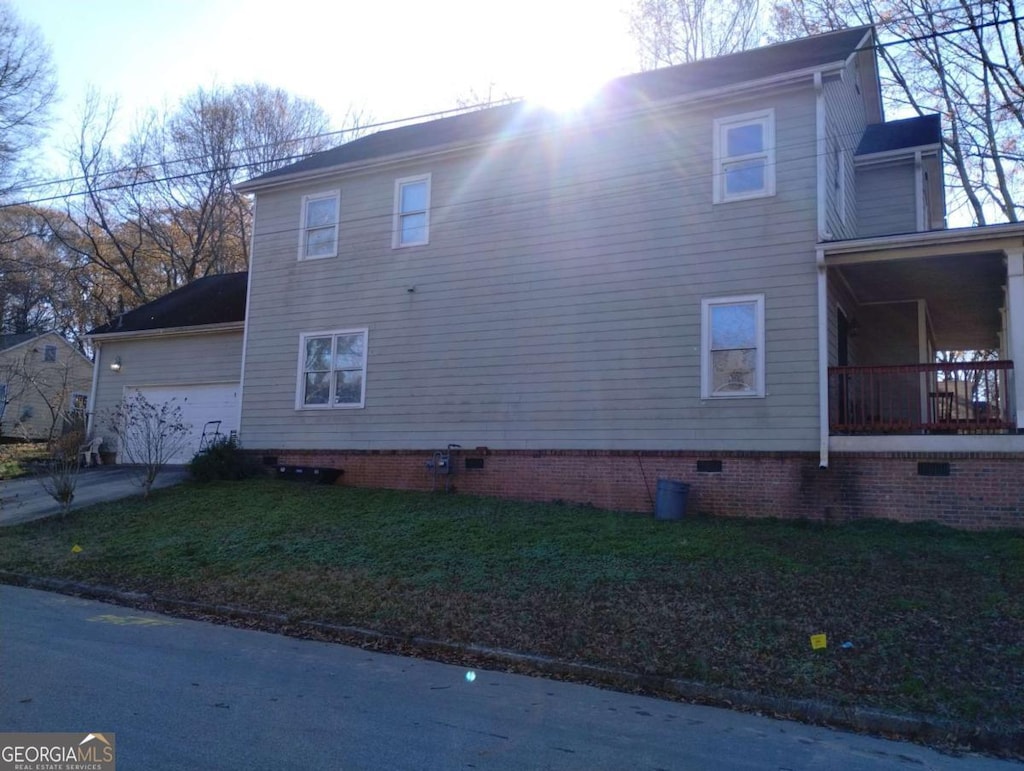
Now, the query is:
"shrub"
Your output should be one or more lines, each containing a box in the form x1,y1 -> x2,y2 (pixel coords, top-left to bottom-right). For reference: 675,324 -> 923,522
106,393 -> 191,497
189,436 -> 258,482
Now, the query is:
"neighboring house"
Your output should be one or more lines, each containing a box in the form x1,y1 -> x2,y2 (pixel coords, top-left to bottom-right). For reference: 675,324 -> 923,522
86,273 -> 247,464
103,27 -> 1023,528
0,332 -> 92,442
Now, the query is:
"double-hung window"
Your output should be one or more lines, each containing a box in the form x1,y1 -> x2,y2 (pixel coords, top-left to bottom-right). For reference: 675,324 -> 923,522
43,344 -> 57,362
701,295 -> 765,398
713,110 -> 775,203
297,329 -> 368,409
299,190 -> 340,259
393,174 -> 430,247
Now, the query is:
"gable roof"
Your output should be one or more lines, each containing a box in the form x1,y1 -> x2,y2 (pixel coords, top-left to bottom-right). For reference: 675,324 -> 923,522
856,114 -> 942,156
0,332 -> 41,352
0,332 -> 90,363
240,26 -> 874,189
88,272 -> 248,336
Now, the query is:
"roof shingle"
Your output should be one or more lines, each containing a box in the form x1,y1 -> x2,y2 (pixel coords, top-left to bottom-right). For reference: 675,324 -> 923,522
88,272 -> 248,336
856,114 -> 942,156
243,27 -> 874,187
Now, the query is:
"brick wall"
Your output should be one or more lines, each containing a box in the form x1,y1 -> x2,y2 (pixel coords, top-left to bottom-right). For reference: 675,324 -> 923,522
260,448 -> 1024,530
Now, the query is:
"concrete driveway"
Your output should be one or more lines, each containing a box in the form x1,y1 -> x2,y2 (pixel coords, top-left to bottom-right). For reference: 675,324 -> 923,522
0,466 -> 189,526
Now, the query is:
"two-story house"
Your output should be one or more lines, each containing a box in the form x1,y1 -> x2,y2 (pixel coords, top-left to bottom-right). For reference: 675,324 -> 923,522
88,26 -> 1024,527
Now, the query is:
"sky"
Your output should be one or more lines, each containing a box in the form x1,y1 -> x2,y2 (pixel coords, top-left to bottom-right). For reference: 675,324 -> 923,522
10,0 -> 640,178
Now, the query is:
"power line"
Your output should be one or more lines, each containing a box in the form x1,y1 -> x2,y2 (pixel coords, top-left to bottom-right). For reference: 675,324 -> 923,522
0,11 -> 1019,214
9,98 -> 521,196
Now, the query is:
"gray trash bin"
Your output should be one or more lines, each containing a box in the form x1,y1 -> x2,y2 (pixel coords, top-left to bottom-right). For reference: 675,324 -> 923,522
654,479 -> 689,520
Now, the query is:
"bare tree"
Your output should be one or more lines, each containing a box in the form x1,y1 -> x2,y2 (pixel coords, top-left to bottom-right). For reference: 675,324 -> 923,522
39,430 -> 83,517
0,4 -> 57,197
772,0 -> 1024,224
43,83 -> 361,318
0,205 -> 87,338
629,0 -> 765,68
0,356 -> 28,438
106,392 -> 191,497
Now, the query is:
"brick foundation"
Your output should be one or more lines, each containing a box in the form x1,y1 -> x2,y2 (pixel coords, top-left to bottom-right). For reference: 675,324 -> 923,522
258,448 -> 1024,530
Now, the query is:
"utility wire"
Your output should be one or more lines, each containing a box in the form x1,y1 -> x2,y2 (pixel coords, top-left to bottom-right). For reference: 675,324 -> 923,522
1,10 -> 1019,211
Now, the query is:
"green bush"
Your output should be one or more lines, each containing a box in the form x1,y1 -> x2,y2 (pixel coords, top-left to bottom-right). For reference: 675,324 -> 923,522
189,436 -> 258,482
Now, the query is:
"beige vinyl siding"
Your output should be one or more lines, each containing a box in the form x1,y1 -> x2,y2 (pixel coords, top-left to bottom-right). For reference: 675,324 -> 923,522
241,88 -> 822,452
0,334 -> 92,441
91,330 -> 243,447
822,60 -> 866,240
856,161 -> 918,237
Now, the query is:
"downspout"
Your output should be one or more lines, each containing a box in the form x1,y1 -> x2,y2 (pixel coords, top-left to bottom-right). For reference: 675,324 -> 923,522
814,72 -> 827,241
85,340 -> 101,437
814,72 -> 830,468
236,196 -> 257,441
817,248 -> 830,468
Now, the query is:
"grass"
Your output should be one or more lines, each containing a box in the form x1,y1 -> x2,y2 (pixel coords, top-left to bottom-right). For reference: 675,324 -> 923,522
1,478 -> 1022,731
0,442 -> 48,479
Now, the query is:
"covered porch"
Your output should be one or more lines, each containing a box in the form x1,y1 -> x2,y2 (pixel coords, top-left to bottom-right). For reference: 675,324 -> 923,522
819,224 -> 1024,453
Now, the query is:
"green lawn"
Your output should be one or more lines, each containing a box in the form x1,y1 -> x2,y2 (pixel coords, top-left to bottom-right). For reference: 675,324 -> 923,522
1,479 -> 1022,731
0,442 -> 48,479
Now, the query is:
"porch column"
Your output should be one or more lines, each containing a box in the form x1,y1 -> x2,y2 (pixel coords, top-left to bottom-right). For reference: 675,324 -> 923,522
1007,249 -> 1024,431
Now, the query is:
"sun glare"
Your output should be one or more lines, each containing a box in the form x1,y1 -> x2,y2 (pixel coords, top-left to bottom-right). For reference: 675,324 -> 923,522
512,2 -> 634,114
524,65 -> 611,113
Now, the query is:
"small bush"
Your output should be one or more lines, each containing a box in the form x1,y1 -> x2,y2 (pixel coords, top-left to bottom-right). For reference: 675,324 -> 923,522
189,436 -> 258,482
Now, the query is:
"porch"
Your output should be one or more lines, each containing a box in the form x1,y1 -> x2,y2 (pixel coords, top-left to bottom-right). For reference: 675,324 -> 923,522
820,224 -> 1024,450
828,360 -> 1014,434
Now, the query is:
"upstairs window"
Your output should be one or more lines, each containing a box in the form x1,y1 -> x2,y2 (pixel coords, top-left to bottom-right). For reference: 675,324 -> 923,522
701,295 -> 766,399
297,329 -> 367,409
713,110 -> 775,203
299,191 -> 340,259
393,174 -> 430,247
43,344 -> 57,362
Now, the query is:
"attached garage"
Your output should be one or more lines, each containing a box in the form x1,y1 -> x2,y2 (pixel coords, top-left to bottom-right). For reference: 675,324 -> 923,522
86,273 -> 248,465
125,383 -> 241,464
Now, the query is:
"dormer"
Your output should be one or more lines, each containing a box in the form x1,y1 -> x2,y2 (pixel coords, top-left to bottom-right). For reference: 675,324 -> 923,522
854,114 -> 945,237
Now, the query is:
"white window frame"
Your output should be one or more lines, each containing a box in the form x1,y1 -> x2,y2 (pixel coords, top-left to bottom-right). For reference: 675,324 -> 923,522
298,190 -> 340,260
713,109 -> 775,203
392,173 -> 431,248
701,294 -> 766,399
295,328 -> 368,410
43,344 -> 57,362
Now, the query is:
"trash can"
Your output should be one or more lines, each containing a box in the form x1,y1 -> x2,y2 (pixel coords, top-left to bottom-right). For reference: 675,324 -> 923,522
654,479 -> 689,520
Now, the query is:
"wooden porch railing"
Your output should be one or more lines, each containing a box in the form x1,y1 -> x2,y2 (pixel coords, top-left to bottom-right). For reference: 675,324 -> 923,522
828,361 -> 1015,434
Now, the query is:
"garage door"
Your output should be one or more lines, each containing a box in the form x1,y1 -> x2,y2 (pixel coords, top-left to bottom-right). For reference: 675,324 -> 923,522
123,384 -> 240,465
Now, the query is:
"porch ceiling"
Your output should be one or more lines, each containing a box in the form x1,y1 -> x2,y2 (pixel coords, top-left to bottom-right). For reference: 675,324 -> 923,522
835,252 -> 1005,349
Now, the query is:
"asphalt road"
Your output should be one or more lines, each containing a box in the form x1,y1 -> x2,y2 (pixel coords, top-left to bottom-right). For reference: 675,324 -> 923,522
2,586 -> 1019,770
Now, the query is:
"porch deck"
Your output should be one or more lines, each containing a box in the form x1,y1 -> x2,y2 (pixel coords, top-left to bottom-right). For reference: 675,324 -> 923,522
828,361 -> 1015,435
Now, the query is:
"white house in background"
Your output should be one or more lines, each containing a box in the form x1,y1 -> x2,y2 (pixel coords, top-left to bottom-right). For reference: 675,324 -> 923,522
85,273 -> 247,464
0,332 -> 92,443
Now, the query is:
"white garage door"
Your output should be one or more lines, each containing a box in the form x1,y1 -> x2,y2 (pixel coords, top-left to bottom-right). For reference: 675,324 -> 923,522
123,384 -> 240,465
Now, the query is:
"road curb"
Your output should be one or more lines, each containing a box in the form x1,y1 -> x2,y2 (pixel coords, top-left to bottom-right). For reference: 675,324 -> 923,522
2,570 -> 1020,758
